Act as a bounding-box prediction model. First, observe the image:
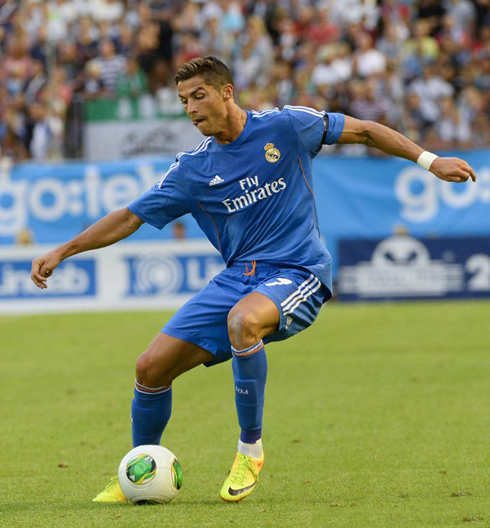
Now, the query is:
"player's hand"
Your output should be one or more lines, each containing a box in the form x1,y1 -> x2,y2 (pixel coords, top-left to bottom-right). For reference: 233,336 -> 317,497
430,157 -> 477,183
31,250 -> 63,289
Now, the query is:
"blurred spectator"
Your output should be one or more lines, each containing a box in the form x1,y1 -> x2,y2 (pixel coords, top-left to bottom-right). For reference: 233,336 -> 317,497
329,0 -> 379,31
27,102 -> 59,161
475,53 -> 490,92
77,16 -> 100,63
0,0 -> 489,162
116,23 -> 135,58
233,16 -> 273,91
409,64 -> 454,126
312,43 -> 352,88
135,26 -> 160,78
435,96 -> 460,148
1,95 -> 29,160
2,35 -> 33,84
403,92 -> 426,143
458,86 -> 489,147
405,19 -> 440,62
47,0 -> 79,43
149,58 -> 170,95
89,0 -> 124,24
353,33 -> 386,78
82,60 -> 104,97
276,17 -> 298,62
201,16 -> 226,59
376,25 -> 405,60
349,79 -> 387,124
271,60 -> 294,108
16,227 -> 34,246
56,40 -> 82,82
150,0 -> 174,65
91,39 -> 126,93
116,57 -> 148,98
220,0 -> 246,38
49,66 -> 74,109
0,0 -> 18,25
304,5 -> 340,47
417,0 -> 446,33
23,60 -> 47,105
446,0 -> 476,36
172,221 -> 186,241
378,60 -> 405,126
233,40 -> 262,92
30,27 -> 49,66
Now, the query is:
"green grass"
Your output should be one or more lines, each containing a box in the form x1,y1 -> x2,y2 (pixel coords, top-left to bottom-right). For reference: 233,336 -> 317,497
1,301 -> 490,527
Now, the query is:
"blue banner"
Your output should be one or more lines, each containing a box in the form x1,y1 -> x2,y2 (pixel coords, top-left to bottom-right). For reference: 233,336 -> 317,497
0,241 -> 224,313
1,150 -> 489,279
124,253 -> 224,297
313,150 -> 490,275
338,235 -> 490,301
0,157 -> 206,245
0,259 -> 96,300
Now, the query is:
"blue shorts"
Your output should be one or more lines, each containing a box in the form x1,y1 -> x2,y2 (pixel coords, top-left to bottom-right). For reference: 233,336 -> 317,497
162,261 -> 331,366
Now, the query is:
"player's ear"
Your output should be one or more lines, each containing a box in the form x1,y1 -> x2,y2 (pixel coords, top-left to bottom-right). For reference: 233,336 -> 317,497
221,84 -> 234,102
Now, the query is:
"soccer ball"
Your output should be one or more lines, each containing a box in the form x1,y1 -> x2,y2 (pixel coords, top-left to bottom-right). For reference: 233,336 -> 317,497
118,445 -> 183,504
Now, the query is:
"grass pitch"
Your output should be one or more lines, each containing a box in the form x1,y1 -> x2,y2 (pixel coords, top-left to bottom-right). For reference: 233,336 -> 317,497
1,301 -> 489,527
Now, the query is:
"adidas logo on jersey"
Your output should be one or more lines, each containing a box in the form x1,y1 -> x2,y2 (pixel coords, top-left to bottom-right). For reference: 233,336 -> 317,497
209,175 -> 224,186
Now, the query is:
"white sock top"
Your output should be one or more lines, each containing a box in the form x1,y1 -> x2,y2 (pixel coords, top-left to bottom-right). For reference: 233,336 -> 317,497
238,438 -> 263,459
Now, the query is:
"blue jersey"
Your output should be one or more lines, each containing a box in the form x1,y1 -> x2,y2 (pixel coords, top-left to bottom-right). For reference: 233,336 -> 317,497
128,106 -> 345,291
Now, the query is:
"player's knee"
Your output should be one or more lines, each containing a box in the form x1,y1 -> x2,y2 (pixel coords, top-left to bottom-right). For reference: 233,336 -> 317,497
135,350 -> 173,388
227,307 -> 261,348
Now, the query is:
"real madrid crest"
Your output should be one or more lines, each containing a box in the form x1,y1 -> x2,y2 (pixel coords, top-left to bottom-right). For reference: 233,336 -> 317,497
264,143 -> 281,163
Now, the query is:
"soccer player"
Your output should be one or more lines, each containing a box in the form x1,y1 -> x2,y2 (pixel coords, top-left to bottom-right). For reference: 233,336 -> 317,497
31,56 -> 476,503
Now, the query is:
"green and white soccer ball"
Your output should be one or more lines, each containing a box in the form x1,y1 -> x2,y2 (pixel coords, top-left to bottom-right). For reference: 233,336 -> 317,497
118,445 -> 183,504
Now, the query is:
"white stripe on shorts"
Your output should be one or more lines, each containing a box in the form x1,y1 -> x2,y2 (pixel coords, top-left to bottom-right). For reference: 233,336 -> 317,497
280,274 -> 317,309
283,280 -> 322,316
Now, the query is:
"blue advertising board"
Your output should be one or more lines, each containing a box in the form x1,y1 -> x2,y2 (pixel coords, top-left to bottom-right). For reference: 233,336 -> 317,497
338,235 -> 490,301
0,241 -> 224,314
313,149 -> 490,275
0,157 -> 202,244
124,253 -> 224,297
0,259 -> 96,300
1,150 -> 489,279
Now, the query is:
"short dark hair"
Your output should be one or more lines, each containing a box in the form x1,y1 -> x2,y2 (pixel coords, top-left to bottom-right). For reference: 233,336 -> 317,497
174,56 -> 233,91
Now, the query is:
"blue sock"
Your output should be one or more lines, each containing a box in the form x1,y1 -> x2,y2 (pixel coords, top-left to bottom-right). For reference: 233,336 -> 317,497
232,340 -> 267,444
131,381 -> 172,447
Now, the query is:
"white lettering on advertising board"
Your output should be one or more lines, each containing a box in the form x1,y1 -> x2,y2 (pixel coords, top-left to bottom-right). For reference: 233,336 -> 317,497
395,167 -> 490,223
0,165 -> 158,236
339,236 -> 465,297
0,241 -> 224,314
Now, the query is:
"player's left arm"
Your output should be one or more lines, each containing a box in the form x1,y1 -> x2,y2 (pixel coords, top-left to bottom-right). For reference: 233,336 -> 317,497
337,115 -> 477,183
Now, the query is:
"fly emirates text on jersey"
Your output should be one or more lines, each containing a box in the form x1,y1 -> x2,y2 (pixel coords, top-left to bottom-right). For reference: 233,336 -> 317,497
221,176 -> 287,213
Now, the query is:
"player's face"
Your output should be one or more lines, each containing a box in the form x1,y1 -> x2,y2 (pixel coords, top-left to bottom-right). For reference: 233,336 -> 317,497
177,76 -> 230,136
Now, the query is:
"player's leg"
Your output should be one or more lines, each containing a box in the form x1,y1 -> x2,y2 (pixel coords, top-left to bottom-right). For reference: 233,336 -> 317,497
93,334 -> 213,503
228,292 -> 278,448
132,333 -> 214,447
126,267 -> 240,456
95,268 -> 244,503
220,267 -> 330,502
220,292 -> 279,502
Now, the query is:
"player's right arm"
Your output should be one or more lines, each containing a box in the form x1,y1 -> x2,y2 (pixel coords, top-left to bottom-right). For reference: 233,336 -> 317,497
31,208 -> 143,289
337,116 -> 477,183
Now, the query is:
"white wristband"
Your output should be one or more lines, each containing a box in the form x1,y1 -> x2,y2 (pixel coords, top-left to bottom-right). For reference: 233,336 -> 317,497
417,151 -> 438,171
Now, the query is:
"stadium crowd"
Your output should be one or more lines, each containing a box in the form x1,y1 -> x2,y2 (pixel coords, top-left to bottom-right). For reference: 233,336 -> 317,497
0,0 -> 489,161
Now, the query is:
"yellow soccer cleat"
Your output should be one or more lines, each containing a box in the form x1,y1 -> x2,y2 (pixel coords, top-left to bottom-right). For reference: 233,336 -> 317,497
92,476 -> 128,503
220,452 -> 264,503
